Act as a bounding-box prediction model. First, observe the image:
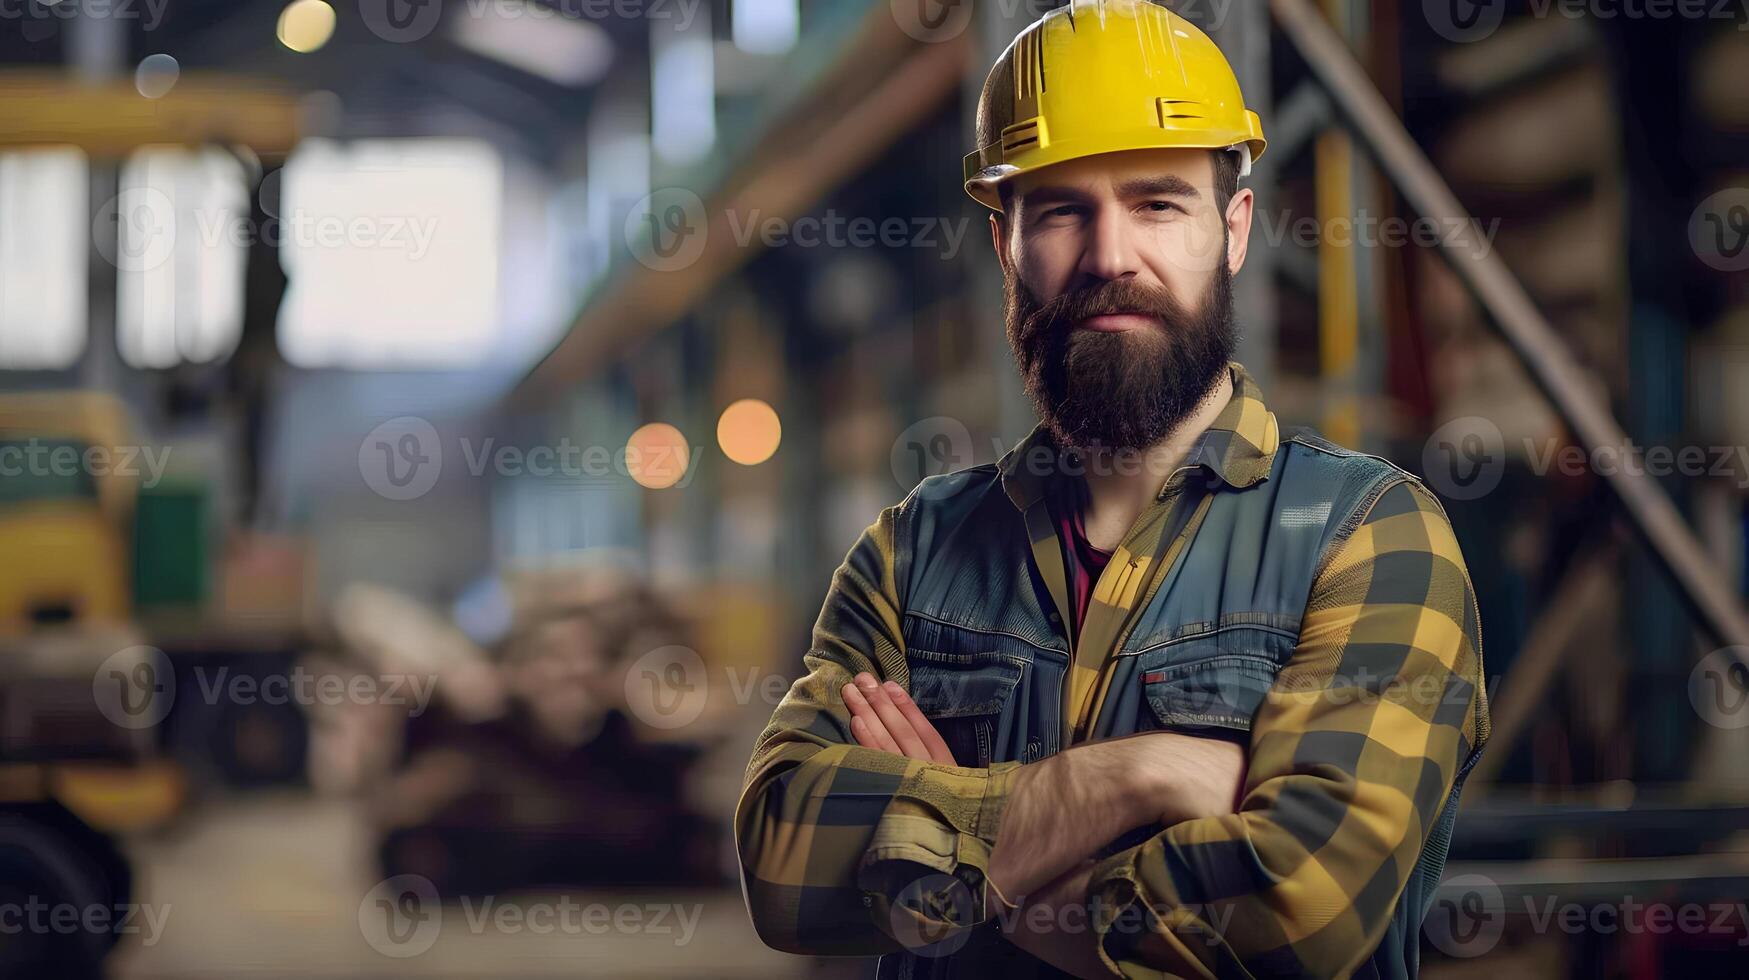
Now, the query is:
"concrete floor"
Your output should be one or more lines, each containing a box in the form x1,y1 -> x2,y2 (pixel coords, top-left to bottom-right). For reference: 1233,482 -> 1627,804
108,792 -> 809,979
93,790 -> 1607,978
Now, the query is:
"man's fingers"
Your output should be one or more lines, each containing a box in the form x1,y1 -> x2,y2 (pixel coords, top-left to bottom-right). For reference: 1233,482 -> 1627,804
883,681 -> 957,765
842,674 -> 958,766
843,683 -> 899,753
851,715 -> 901,754
853,673 -> 932,760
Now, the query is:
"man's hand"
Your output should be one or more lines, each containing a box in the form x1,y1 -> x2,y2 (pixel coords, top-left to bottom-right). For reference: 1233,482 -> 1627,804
842,672 -> 958,765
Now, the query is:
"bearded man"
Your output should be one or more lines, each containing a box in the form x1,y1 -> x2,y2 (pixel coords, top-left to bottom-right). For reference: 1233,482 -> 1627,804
736,2 -> 1488,977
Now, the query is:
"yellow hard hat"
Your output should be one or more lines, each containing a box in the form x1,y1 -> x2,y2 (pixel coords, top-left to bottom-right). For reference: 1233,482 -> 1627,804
963,0 -> 1267,211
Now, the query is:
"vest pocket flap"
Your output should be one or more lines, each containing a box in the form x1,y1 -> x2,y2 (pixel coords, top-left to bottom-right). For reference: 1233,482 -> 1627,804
1142,654 -> 1277,732
907,658 -> 1025,718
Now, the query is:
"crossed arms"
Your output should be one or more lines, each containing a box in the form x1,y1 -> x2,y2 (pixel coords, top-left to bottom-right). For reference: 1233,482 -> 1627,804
734,479 -> 1488,977
844,671 -> 1248,975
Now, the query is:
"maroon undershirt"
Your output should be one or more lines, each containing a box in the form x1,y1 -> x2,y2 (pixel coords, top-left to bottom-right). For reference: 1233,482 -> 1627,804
1047,476 -> 1113,639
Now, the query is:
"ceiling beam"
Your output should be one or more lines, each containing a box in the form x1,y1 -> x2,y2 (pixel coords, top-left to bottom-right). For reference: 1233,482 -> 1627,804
0,71 -> 302,155
511,9 -> 971,407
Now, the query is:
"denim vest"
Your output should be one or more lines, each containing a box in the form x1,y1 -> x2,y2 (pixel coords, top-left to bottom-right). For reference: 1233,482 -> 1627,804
879,427 -> 1467,980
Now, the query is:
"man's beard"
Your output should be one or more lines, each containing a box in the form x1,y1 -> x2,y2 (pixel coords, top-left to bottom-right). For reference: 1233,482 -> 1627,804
1004,261 -> 1237,455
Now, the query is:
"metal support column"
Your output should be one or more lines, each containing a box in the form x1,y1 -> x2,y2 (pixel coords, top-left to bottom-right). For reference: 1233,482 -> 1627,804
971,0 -> 1042,451
1313,0 -> 1385,451
1209,0 -> 1279,394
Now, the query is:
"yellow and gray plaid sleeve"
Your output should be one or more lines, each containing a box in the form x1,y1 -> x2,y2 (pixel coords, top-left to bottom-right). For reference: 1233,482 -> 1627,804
1087,478 -> 1488,978
734,505 -> 1021,955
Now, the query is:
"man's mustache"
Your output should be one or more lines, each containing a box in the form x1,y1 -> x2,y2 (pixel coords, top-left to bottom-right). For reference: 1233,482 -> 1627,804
1025,278 -> 1191,332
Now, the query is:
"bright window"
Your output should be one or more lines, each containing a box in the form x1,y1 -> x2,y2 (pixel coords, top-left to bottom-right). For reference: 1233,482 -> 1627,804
0,147 -> 88,369
277,139 -> 502,369
116,146 -> 248,368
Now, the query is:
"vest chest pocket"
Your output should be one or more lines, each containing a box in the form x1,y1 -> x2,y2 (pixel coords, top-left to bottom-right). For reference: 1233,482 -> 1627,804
905,653 -> 1026,768
1137,632 -> 1289,735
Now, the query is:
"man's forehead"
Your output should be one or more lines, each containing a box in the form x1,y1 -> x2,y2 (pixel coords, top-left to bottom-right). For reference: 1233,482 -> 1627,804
1011,149 -> 1215,201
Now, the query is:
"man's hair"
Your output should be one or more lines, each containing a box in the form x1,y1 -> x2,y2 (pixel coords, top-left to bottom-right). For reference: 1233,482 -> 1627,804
995,147 -> 1243,219
1210,147 -> 1241,213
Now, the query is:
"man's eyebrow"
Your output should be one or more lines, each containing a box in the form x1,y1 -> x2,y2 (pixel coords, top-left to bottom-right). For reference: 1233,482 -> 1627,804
1018,184 -> 1092,206
1114,174 -> 1201,199
1019,175 -> 1203,207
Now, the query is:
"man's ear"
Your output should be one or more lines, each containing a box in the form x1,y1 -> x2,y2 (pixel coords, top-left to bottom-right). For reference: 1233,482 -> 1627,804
1224,186 -> 1254,276
988,211 -> 1013,280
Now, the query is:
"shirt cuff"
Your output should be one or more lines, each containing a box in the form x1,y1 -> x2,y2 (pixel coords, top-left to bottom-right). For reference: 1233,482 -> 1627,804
1087,844 -> 1222,979
856,760 -> 1021,949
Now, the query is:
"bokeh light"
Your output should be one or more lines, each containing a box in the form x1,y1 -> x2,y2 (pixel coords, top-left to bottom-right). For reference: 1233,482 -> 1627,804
278,0 -> 336,54
625,422 -> 690,489
716,399 -> 781,465
134,54 -> 179,99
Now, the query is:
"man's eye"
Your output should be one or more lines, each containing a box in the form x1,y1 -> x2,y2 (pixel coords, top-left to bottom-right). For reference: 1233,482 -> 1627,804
1142,200 -> 1183,214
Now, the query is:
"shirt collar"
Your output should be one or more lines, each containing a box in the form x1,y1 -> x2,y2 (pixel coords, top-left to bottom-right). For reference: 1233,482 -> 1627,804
998,361 -> 1279,511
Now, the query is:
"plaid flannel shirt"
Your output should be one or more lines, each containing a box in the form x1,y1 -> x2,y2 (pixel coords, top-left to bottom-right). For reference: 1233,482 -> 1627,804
735,363 -> 1488,977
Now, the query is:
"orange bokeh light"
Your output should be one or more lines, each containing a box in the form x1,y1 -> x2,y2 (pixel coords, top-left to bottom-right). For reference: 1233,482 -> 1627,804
626,422 -> 690,489
716,399 -> 781,465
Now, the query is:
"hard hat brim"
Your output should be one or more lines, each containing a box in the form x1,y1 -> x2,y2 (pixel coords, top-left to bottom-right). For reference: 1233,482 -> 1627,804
963,123 -> 1267,212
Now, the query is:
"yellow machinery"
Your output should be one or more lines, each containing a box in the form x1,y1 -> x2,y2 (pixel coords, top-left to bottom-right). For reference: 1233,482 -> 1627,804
0,391 -> 135,632
0,392 -> 184,834
0,69 -> 298,976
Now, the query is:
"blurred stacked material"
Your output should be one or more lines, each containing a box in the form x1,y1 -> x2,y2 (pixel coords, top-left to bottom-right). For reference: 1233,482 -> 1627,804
216,531 -> 311,631
310,570 -> 723,895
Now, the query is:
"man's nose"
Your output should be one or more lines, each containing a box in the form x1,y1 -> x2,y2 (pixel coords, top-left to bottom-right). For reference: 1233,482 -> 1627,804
1078,211 -> 1144,282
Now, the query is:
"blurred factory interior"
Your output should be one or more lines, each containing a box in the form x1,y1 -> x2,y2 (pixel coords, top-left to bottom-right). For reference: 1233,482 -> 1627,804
1,0 -> 1747,977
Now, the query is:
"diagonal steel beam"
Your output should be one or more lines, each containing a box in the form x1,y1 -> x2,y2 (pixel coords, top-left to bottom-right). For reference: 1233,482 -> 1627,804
1270,0 -> 1749,652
